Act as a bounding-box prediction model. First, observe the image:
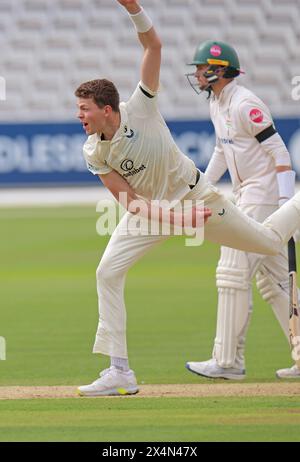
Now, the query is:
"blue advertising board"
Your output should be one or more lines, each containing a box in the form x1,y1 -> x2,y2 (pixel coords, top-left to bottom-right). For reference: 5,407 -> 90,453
0,118 -> 299,186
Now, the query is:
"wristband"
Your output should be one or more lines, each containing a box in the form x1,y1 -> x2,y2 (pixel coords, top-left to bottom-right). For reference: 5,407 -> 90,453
129,7 -> 153,33
277,170 -> 295,206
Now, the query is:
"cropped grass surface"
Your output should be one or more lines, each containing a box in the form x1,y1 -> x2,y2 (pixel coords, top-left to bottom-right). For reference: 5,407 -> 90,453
0,206 -> 299,442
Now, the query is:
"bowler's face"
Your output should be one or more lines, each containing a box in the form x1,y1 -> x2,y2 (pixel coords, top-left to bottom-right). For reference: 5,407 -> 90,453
77,98 -> 105,135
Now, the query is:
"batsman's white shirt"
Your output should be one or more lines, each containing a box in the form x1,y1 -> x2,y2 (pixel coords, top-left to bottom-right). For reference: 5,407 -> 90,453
207,79 -> 287,205
83,81 -> 197,201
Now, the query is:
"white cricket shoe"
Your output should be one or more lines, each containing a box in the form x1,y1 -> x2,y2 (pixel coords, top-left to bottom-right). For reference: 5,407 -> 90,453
186,358 -> 246,380
276,365 -> 300,379
78,366 -> 139,397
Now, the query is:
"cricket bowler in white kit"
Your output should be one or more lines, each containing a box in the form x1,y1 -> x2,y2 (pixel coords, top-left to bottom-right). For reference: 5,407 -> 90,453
76,1 -> 300,396
185,41 -> 300,380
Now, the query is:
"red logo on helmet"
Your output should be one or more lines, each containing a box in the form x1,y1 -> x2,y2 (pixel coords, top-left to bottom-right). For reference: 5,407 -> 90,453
250,108 -> 263,123
210,45 -> 222,57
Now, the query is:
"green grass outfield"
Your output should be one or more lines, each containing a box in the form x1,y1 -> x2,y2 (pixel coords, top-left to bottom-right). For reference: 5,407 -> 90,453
0,206 -> 299,442
1,397 -> 300,442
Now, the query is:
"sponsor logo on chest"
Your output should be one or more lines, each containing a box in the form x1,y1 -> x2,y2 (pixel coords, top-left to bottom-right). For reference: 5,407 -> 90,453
120,159 -> 146,178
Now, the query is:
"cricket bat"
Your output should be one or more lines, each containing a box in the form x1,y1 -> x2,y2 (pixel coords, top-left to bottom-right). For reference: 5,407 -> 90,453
288,238 -> 300,368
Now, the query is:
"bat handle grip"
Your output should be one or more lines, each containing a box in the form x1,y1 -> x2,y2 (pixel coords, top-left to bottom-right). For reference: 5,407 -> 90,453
288,238 -> 297,273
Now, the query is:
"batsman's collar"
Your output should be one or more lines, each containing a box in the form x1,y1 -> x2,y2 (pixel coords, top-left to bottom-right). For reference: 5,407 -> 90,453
213,79 -> 237,104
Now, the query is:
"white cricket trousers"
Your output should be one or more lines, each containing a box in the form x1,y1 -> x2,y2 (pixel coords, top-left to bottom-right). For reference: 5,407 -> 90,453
93,174 -> 300,358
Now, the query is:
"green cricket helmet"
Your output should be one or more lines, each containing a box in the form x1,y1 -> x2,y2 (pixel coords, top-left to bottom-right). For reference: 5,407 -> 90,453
186,40 -> 243,95
189,40 -> 241,77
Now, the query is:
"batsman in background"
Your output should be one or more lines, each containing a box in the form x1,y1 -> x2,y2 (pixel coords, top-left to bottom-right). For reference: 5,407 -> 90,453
76,1 -> 300,397
186,41 -> 300,379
